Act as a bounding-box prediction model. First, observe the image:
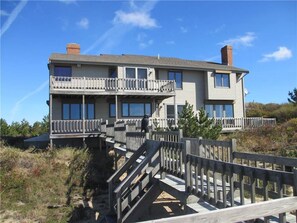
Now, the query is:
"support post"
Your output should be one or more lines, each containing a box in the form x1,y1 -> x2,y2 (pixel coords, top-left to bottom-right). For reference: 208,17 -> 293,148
183,140 -> 191,193
230,139 -> 236,163
115,95 -> 118,121
49,94 -> 53,148
294,169 -> 297,223
174,95 -> 177,126
160,137 -> 165,179
82,95 -> 86,148
198,137 -> 203,157
178,129 -> 183,142
152,99 -> 156,131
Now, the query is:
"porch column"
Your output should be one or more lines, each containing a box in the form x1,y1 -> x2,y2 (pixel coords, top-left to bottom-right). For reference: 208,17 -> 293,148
49,94 -> 53,148
152,99 -> 156,130
82,95 -> 86,148
152,98 -> 156,118
174,95 -> 177,126
115,95 -> 118,121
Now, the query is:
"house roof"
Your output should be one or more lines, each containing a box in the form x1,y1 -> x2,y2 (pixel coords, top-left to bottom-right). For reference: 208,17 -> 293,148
49,53 -> 249,73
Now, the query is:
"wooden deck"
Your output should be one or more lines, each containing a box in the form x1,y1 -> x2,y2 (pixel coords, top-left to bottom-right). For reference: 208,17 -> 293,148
100,123 -> 297,223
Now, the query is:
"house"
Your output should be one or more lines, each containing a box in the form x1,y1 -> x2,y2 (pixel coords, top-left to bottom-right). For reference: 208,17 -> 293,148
48,43 -> 252,147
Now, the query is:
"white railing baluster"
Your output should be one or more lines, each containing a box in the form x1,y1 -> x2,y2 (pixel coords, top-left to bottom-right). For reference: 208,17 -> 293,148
51,119 -> 101,134
51,76 -> 175,93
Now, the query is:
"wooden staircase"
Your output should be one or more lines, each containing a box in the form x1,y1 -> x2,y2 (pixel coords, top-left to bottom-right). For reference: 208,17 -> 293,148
107,140 -> 163,223
105,135 -> 297,223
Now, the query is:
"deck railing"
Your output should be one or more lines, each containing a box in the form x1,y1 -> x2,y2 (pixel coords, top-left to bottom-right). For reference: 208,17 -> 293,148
213,117 -> 276,130
51,116 -> 276,135
119,118 -> 175,130
50,76 -> 175,93
51,119 -> 101,134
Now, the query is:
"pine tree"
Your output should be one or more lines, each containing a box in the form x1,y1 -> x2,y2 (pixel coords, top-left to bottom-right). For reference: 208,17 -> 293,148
177,101 -> 198,138
196,108 -> 222,140
288,88 -> 297,106
178,101 -> 222,139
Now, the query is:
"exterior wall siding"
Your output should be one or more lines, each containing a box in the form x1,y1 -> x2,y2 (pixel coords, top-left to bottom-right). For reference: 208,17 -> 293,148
206,71 -> 236,100
72,65 -> 109,78
158,69 -> 205,118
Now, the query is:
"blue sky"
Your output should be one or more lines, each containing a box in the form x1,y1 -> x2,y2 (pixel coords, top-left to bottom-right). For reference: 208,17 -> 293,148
1,0 -> 296,124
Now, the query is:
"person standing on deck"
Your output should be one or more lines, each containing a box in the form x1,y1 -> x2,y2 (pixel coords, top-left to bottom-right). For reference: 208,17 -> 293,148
141,115 -> 149,133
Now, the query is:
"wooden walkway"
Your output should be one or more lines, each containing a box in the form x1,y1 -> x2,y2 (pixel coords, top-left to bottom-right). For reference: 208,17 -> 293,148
100,121 -> 297,223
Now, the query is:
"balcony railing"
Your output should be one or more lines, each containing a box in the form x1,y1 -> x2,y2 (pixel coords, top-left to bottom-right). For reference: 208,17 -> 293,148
52,119 -> 101,134
213,117 -> 276,130
118,118 -> 176,129
51,117 -> 276,135
50,76 -> 175,94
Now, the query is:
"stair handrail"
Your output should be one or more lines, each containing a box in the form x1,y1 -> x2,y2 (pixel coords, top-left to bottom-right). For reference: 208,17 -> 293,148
112,140 -> 162,223
114,140 -> 161,194
107,142 -> 147,210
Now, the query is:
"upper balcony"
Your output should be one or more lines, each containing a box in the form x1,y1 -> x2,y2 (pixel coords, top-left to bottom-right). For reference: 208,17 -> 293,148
50,76 -> 176,97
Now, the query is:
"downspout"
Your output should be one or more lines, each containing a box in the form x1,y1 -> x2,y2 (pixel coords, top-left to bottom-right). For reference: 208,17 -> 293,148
239,72 -> 248,118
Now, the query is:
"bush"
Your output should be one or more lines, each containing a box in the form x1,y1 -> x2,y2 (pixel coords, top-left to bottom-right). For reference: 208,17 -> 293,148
222,119 -> 297,157
0,145 -> 92,222
246,102 -> 297,123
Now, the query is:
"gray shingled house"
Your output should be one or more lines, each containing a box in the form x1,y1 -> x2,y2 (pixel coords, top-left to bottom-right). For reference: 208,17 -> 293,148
48,44 -> 253,147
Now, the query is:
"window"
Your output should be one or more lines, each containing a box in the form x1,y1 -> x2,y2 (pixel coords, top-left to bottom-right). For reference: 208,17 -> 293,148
125,67 -> 148,89
137,68 -> 147,79
122,103 -> 151,117
63,104 -> 70,120
54,66 -> 72,77
109,67 -> 117,78
125,68 -> 147,79
126,68 -> 136,78
205,104 -> 234,118
166,105 -> 185,119
168,71 -> 182,89
84,104 -> 95,119
215,73 -> 230,88
71,104 -> 80,120
109,103 -> 116,117
62,103 -> 95,120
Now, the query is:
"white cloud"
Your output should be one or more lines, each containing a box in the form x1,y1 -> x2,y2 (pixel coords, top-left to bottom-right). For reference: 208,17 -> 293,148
219,32 -> 256,47
84,0 -> 158,54
0,10 -> 9,16
259,47 -> 293,62
77,17 -> 89,29
0,0 -> 27,37
180,26 -> 188,33
113,10 -> 157,29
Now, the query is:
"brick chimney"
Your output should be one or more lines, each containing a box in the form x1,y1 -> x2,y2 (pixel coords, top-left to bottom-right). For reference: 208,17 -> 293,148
221,45 -> 233,66
66,43 -> 80,55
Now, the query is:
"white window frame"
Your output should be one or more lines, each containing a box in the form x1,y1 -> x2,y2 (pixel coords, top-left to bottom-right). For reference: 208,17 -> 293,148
214,73 -> 230,88
125,67 -> 148,79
